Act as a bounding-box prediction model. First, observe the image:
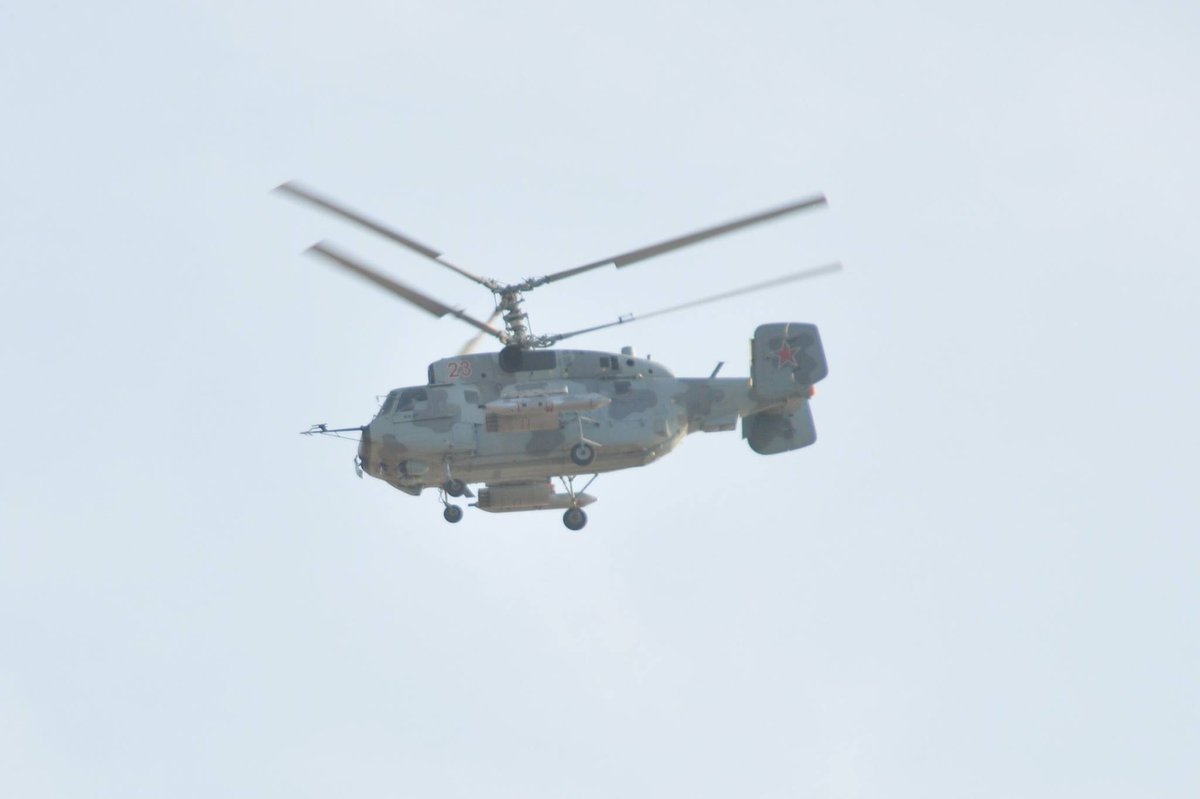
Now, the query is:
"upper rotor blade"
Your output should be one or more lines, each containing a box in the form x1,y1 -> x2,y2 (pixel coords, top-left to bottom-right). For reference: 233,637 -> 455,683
545,262 -> 842,344
533,194 -> 827,286
306,242 -> 506,340
276,181 -> 499,290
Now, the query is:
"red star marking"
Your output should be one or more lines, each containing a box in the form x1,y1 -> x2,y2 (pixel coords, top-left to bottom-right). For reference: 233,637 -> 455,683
774,340 -> 799,368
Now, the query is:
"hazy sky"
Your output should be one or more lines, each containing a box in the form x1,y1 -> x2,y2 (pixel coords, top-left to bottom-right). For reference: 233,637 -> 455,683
3,2 -> 1198,797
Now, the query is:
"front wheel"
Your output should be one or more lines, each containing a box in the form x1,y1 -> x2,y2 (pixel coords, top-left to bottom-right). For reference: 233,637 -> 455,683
563,507 -> 588,531
443,505 -> 464,524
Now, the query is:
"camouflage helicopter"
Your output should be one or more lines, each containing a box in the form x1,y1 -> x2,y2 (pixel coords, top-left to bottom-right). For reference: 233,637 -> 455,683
279,182 -> 839,530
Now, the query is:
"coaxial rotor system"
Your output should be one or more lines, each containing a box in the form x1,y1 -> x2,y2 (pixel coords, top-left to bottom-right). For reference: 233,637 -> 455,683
276,181 -> 839,351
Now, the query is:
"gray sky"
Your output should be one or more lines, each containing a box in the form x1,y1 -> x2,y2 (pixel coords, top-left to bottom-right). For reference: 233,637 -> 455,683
3,1 -> 1197,797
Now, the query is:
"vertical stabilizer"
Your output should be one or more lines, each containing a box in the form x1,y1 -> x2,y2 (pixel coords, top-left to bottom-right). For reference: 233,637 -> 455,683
750,322 -> 827,401
744,323 -> 826,455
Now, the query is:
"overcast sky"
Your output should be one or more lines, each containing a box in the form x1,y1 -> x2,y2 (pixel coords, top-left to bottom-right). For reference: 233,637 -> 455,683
3,2 -> 1198,797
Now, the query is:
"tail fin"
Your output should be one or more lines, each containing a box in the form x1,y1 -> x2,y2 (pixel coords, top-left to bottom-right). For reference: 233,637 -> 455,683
744,323 -> 826,455
750,323 -> 827,401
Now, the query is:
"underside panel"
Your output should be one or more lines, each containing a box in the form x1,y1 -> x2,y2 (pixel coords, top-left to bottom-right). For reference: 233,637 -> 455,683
475,481 -> 596,513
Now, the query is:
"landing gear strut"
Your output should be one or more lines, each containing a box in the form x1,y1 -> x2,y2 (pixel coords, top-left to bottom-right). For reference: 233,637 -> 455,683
557,473 -> 598,531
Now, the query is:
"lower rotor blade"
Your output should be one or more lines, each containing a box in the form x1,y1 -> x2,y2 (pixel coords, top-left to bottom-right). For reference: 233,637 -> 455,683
306,242 -> 505,340
546,262 -> 842,344
458,308 -> 504,355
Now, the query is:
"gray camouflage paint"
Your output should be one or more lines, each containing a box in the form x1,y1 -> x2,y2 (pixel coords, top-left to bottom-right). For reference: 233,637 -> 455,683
353,323 -> 827,508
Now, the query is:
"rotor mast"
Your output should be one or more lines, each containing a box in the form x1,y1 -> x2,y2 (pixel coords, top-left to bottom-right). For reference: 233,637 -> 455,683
498,288 -> 532,347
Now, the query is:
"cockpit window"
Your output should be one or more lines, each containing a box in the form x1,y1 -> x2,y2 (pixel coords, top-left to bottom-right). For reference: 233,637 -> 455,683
395,388 -> 428,412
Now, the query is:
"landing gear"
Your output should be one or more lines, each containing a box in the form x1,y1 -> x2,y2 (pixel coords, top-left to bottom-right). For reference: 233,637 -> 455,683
569,442 -> 596,466
563,506 -> 588,531
557,473 -> 598,531
439,479 -> 466,524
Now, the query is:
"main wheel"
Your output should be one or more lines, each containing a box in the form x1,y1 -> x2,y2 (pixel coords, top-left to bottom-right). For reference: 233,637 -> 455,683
443,505 -> 464,523
569,442 -> 596,467
444,478 -> 466,498
563,507 -> 588,531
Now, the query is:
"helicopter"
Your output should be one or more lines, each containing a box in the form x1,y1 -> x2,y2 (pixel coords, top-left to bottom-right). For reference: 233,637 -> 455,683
279,181 -> 839,530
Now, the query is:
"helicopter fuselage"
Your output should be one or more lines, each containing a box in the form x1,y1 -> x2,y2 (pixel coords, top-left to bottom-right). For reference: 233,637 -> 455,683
356,326 -> 824,513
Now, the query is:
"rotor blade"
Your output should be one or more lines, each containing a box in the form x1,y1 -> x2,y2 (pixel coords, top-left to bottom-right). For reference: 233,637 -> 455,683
306,242 -> 506,340
545,262 -> 842,344
276,181 -> 499,290
532,194 -> 827,286
457,308 -> 504,355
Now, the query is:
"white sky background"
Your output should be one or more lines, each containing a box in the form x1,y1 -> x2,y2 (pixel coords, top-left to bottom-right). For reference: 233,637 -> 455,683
2,1 -> 1198,796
